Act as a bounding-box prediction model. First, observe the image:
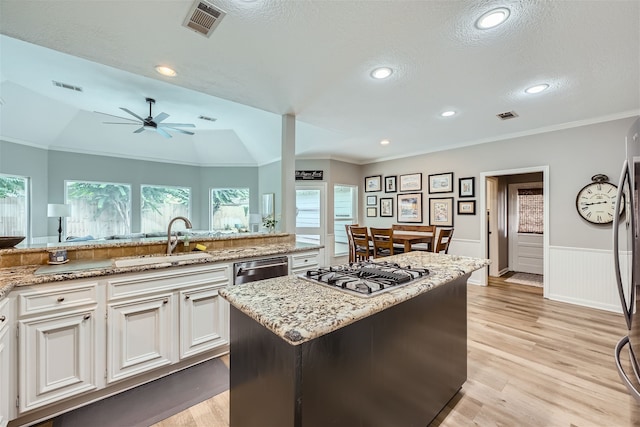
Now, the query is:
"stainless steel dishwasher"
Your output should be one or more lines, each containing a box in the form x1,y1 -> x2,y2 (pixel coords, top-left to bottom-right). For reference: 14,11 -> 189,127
233,256 -> 289,285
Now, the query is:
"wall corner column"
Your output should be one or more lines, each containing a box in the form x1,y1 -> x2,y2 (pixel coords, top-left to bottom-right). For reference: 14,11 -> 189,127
281,114 -> 296,234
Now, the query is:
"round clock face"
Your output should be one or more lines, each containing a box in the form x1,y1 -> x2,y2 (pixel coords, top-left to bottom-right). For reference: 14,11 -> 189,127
575,181 -> 623,224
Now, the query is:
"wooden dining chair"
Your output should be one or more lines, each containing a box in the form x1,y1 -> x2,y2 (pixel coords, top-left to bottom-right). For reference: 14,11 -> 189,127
432,228 -> 454,254
392,224 -> 435,251
349,226 -> 372,261
345,224 -> 359,262
370,227 -> 402,258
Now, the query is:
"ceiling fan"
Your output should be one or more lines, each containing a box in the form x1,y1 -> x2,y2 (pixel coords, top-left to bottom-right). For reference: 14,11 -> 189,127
95,97 -> 195,138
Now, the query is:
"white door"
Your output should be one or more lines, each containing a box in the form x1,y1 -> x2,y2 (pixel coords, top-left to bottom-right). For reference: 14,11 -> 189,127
179,285 -> 228,359
295,183 -> 326,265
19,310 -> 97,412
107,294 -> 173,383
508,183 -> 544,275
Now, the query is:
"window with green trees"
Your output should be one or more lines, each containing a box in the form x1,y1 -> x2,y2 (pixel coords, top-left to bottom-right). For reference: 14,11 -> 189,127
66,180 -> 131,238
211,188 -> 250,231
0,174 -> 28,237
141,185 -> 191,233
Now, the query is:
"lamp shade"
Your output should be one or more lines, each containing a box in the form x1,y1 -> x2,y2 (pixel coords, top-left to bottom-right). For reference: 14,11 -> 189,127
47,203 -> 71,217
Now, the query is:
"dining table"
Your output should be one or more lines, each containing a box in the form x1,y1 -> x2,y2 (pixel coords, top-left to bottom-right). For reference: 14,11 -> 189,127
389,232 -> 433,253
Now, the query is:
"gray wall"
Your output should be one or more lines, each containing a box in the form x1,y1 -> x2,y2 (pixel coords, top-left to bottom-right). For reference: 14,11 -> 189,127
0,140 -> 49,238
1,141 -> 261,238
361,117 -> 636,251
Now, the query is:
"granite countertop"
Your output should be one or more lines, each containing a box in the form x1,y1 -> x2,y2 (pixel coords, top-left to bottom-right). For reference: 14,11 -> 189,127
219,252 -> 489,346
0,242 -> 320,300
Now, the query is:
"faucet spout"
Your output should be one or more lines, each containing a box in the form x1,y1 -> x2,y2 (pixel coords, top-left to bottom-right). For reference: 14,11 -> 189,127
167,216 -> 193,255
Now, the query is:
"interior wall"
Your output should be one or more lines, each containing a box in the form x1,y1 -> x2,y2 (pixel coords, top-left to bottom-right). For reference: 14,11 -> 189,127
258,160 -> 282,225
0,140 -> 49,238
1,141 -> 261,237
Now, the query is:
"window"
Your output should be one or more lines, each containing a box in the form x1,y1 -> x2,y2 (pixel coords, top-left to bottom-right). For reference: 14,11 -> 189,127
211,188 -> 250,231
141,185 -> 191,233
66,180 -> 131,238
0,174 -> 29,237
517,188 -> 543,234
334,185 -> 358,256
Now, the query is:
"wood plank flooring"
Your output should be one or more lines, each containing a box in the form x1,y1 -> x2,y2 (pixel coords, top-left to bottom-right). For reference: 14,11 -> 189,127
154,277 -> 640,427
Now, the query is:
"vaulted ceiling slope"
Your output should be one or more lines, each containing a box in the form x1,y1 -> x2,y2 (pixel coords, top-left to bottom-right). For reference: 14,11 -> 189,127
0,0 -> 638,166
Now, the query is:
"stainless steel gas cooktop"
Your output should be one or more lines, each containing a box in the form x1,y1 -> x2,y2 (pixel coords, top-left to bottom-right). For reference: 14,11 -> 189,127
300,261 -> 429,298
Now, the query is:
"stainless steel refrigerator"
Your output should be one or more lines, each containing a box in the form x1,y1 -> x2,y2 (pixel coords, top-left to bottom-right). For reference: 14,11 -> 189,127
614,117 -> 640,401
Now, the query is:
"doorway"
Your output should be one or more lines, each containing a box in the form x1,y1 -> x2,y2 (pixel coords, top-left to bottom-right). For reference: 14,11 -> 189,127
479,166 -> 549,296
295,182 -> 327,264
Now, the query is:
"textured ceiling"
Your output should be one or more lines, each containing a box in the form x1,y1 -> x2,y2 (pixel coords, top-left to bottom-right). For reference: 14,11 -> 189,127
0,0 -> 639,166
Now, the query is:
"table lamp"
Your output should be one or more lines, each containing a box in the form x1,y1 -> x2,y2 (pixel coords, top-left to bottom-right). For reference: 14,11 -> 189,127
48,204 -> 71,242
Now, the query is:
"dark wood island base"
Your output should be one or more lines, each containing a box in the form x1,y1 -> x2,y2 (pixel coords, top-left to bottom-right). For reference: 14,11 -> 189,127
229,273 -> 469,427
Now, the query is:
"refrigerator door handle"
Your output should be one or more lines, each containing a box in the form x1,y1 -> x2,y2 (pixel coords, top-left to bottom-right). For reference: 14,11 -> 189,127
615,336 -> 640,402
614,160 -> 632,329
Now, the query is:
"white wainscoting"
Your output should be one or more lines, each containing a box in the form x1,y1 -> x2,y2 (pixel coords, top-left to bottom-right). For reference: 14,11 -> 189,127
548,246 -> 626,313
449,239 -> 486,286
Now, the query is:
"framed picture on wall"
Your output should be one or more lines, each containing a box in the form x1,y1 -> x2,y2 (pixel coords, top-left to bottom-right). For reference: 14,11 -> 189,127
385,176 -> 397,193
429,197 -> 454,226
367,195 -> 377,206
428,172 -> 454,193
365,175 -> 382,192
366,207 -> 377,217
397,193 -> 423,223
457,200 -> 476,215
459,177 -> 475,198
399,173 -> 422,192
380,198 -> 394,217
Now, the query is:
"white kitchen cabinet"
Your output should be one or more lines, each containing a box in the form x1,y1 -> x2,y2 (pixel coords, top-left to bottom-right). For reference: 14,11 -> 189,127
0,298 -> 12,427
107,293 -> 174,383
106,263 -> 230,383
179,285 -> 228,359
290,249 -> 320,274
16,281 -> 100,414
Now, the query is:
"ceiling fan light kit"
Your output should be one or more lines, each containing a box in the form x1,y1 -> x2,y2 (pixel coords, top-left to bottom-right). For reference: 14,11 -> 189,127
96,98 -> 195,138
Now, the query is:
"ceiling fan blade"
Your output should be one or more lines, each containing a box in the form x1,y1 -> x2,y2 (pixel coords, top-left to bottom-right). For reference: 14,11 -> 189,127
156,127 -> 172,138
94,111 -> 139,123
120,107 -> 146,122
133,127 -> 145,133
102,122 -> 141,125
164,127 -> 195,136
158,123 -> 196,128
153,112 -> 169,123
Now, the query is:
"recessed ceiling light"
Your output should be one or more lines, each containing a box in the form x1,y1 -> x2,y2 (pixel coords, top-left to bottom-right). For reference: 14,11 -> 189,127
441,110 -> 456,117
380,139 -> 390,145
371,67 -> 393,79
475,7 -> 510,30
155,65 -> 177,77
525,84 -> 550,94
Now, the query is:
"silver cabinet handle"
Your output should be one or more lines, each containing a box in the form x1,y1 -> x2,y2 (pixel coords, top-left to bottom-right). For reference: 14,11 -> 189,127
163,299 -> 169,304
57,297 -> 65,302
0,316 -> 5,322
185,295 -> 190,300
84,314 -> 91,320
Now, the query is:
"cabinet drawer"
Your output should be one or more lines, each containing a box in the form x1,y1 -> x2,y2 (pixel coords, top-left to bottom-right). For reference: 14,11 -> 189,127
107,263 -> 229,301
291,251 -> 319,269
0,298 -> 8,334
18,283 -> 98,317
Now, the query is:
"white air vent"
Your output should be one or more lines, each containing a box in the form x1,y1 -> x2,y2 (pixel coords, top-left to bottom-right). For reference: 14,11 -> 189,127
496,111 -> 518,120
183,1 -> 226,37
198,115 -> 217,122
52,80 -> 83,92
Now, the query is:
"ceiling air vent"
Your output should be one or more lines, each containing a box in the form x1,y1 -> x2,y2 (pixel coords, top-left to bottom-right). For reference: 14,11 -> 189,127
496,111 -> 518,120
52,80 -> 83,92
198,115 -> 217,122
183,1 -> 226,37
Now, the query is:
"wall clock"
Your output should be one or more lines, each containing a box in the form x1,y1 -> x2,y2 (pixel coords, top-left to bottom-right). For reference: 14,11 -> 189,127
575,174 -> 623,224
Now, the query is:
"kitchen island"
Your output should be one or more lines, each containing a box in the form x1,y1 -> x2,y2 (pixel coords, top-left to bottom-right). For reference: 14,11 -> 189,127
220,252 -> 489,427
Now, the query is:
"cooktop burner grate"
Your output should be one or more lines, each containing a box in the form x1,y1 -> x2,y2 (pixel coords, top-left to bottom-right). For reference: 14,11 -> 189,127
301,261 -> 429,298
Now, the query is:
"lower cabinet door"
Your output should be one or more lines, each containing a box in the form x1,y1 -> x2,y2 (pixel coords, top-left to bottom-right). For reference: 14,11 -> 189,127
0,317 -> 11,426
107,294 -> 173,384
179,286 -> 229,359
19,309 -> 97,413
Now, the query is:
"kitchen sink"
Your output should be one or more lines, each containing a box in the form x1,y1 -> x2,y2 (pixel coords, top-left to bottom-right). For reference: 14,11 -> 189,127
114,252 -> 213,268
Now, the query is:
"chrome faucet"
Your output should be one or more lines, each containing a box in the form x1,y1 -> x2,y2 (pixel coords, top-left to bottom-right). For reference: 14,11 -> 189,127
167,216 -> 193,255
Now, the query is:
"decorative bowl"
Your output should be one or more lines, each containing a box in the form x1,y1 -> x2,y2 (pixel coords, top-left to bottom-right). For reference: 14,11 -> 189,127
0,236 -> 25,248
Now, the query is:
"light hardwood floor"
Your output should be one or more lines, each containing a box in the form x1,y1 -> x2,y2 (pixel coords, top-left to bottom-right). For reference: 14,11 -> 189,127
154,277 -> 640,427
